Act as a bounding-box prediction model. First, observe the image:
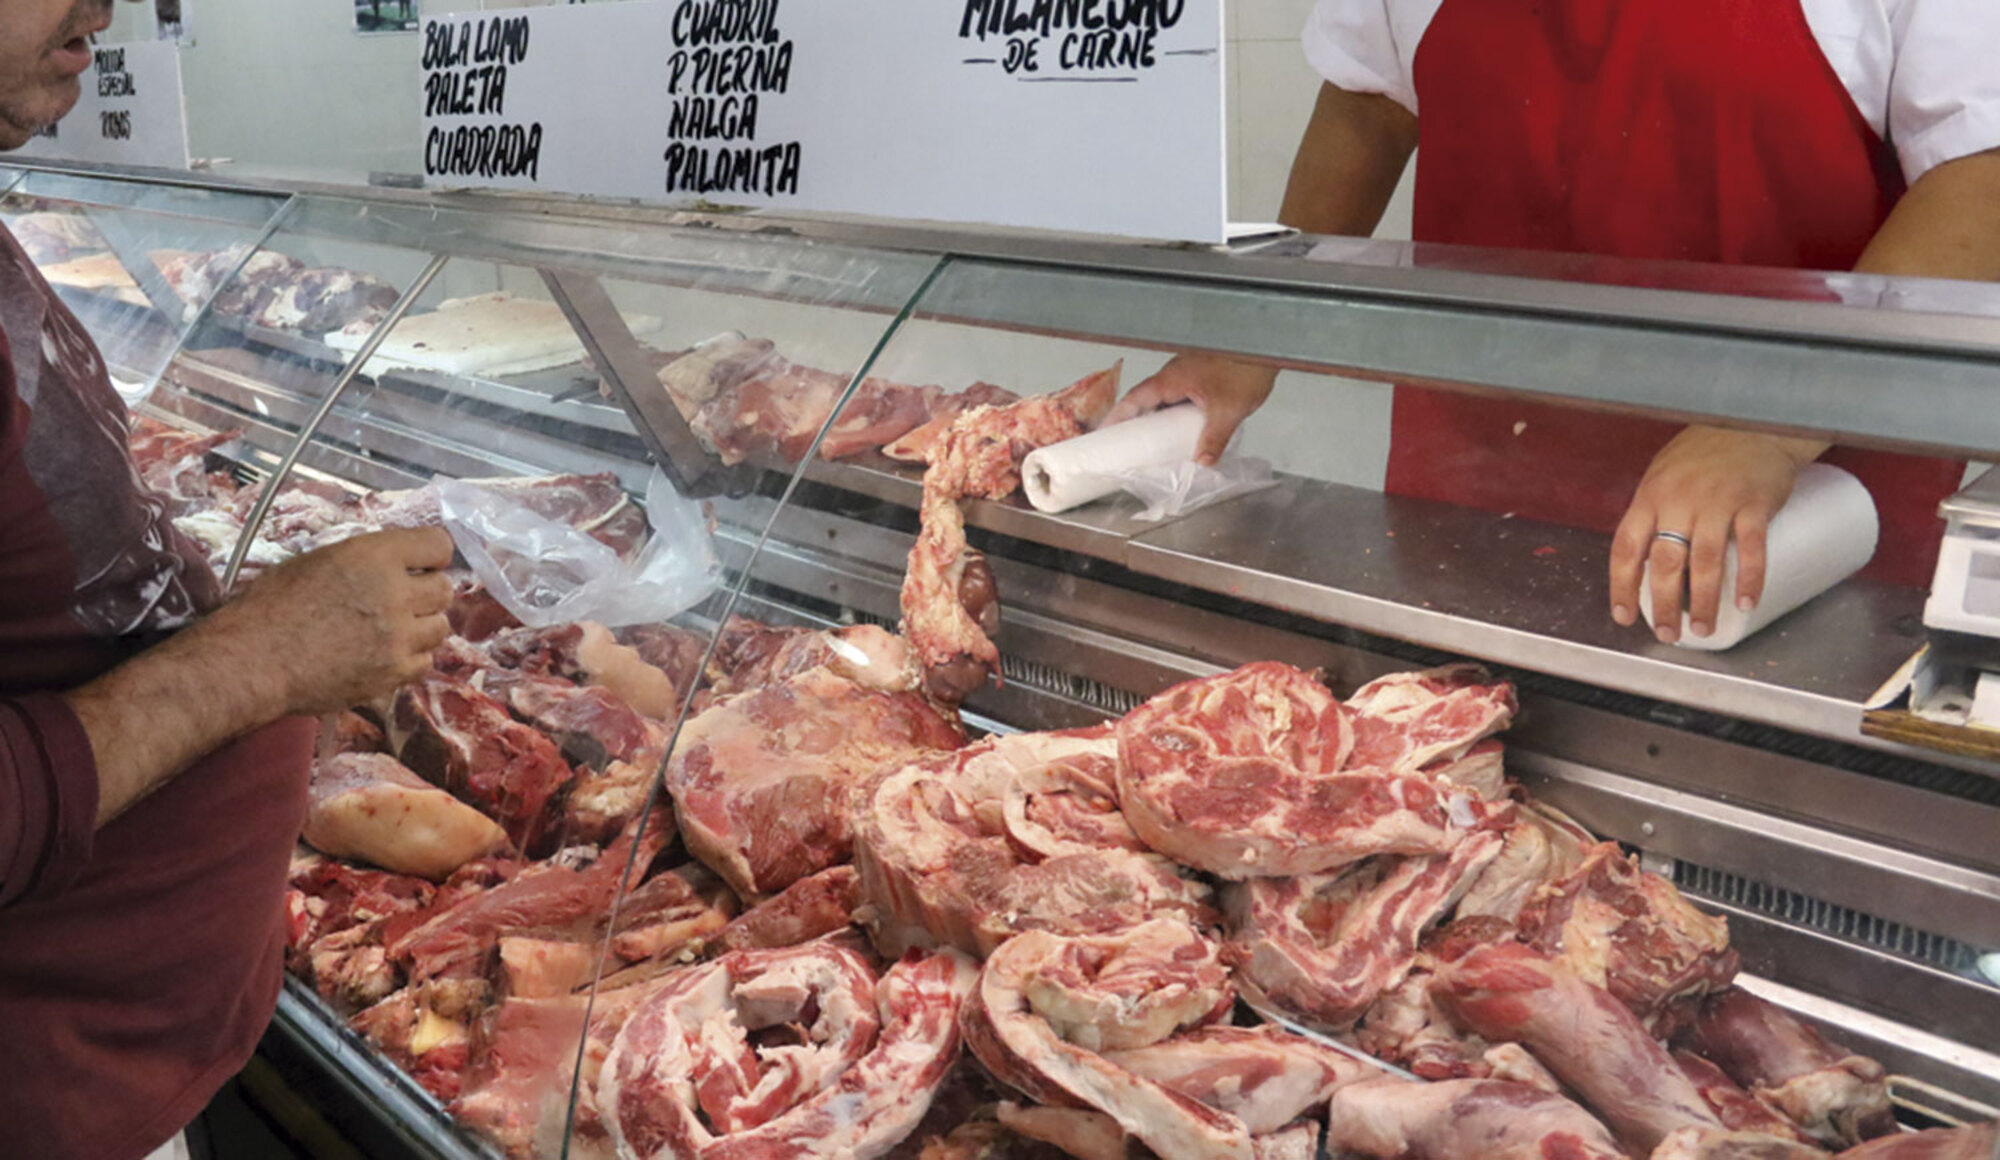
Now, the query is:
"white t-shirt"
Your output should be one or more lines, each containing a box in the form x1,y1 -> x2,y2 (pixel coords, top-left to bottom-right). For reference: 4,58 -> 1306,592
1303,0 -> 2000,184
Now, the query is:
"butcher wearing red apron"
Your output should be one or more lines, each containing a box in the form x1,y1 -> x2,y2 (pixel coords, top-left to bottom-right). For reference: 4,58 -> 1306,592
1380,0 -> 1963,586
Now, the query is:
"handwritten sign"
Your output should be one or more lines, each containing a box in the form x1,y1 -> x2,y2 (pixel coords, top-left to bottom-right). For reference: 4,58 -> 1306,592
420,0 -> 1224,242
16,41 -> 190,169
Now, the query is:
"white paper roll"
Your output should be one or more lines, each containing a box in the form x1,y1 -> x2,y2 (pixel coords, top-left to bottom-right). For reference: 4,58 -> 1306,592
1640,463 -> 1879,651
1022,405 -> 1207,514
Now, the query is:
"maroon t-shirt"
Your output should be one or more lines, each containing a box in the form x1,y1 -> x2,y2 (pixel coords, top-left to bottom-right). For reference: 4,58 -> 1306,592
0,227 -> 313,1159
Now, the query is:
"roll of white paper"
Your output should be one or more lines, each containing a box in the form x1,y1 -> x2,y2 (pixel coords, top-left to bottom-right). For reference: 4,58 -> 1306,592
1640,463 -> 1879,651
1022,405 -> 1207,514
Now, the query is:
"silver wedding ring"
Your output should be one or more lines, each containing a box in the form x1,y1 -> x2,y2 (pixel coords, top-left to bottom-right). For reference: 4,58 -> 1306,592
1654,530 -> 1693,549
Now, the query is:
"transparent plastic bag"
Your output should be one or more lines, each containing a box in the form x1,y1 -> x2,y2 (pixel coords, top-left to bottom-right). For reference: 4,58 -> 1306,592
1111,456 -> 1276,522
437,469 -> 721,629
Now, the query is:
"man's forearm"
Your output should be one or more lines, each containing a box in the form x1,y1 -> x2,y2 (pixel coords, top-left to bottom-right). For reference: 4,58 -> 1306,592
64,619 -> 291,827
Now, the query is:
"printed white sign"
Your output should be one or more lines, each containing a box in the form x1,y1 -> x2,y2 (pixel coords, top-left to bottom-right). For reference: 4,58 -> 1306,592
16,42 -> 190,169
420,0 -> 1225,242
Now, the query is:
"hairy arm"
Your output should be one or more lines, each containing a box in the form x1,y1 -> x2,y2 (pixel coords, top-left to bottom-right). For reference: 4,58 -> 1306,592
67,526 -> 455,828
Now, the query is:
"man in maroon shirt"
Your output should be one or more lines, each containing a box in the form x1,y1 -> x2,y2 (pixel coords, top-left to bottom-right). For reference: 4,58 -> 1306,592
0,3 -> 456,1156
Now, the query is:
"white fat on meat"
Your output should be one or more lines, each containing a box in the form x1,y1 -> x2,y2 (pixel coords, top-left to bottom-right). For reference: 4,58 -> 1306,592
1115,663 -> 1515,879
305,753 -> 509,881
1103,1024 -> 1369,1134
1325,1077 -> 1626,1160
961,920 -> 1250,1160
1455,803 -> 1593,923
597,941 -> 978,1160
1223,830 -> 1506,1031
852,730 -> 1213,959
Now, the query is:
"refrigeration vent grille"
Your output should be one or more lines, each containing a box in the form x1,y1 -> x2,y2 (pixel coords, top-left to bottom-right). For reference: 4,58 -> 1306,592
1672,860 -> 1986,976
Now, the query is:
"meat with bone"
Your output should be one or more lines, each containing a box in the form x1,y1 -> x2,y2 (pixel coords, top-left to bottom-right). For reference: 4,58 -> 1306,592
1833,1124 -> 1999,1160
1432,940 -> 1726,1155
1344,664 -> 1521,775
1323,1076 -> 1627,1160
666,665 -> 965,898
961,920 -> 1250,1160
1115,662 -> 1507,878
901,366 -> 1118,702
1103,1024 -> 1369,1134
1516,841 -> 1740,1027
597,940 -> 980,1160
1223,829 -> 1507,1030
1454,803 -> 1594,922
391,672 -> 578,857
1675,988 -> 1896,1148
852,729 -> 1214,958
705,615 -> 918,701
483,621 -> 681,720
305,752 -> 511,881
704,864 -> 862,956
606,863 -> 739,964
882,382 -> 1024,464
1671,1051 -> 1817,1143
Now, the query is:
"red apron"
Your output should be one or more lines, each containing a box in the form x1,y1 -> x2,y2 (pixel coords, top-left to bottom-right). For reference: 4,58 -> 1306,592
1389,0 -> 1961,586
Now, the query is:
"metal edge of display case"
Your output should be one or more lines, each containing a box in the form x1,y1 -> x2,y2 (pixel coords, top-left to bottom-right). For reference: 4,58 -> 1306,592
1507,749 -> 2000,956
31,159 -> 2000,360
25,161 -> 2000,454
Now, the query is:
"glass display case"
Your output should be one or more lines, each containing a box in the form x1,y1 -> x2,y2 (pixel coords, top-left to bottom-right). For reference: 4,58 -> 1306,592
11,161 -> 2000,1159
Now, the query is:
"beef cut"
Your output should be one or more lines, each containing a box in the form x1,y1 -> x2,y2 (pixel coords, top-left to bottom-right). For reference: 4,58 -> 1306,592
853,729 -> 1213,958
1516,840 -> 1740,1027
596,940 -> 979,1160
665,665 -> 965,898
900,366 -> 1118,702
961,920 -> 1248,1160
392,673 -> 578,857
1115,663 -> 1511,878
1432,940 -> 1726,1155
1323,1076 -> 1626,1160
1223,829 -> 1506,1030
1676,988 -> 1896,1148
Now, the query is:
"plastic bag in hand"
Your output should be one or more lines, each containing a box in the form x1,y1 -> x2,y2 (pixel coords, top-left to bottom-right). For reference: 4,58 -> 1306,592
437,469 -> 720,629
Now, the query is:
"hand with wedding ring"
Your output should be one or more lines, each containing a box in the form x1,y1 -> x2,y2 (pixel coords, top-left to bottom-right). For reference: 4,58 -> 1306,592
1608,426 -> 1829,643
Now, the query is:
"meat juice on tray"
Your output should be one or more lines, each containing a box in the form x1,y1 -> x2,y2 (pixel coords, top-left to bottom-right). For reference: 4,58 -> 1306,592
129,365 -> 1980,1160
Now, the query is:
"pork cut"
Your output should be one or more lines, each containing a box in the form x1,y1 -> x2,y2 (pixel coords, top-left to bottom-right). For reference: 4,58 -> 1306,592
597,940 -> 980,1160
960,920 -> 1248,1160
665,665 -> 965,898
1323,1077 -> 1626,1160
1432,940 -> 1726,1154
1223,829 -> 1506,1030
305,752 -> 511,881
1675,988 -> 1896,1148
1115,663 -> 1510,878
1516,841 -> 1740,1025
852,729 -> 1214,958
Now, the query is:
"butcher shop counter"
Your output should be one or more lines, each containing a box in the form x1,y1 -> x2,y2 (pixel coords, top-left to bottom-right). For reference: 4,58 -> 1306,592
8,159 -> 2000,1160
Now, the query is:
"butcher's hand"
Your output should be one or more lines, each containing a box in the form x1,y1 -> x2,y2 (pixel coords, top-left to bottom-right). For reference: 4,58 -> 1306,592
66,527 -> 455,826
1608,427 -> 1828,642
1103,353 -> 1279,467
210,527 -> 457,713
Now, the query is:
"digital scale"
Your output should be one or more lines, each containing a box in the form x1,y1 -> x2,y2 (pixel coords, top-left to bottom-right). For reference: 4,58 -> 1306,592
1910,466 -> 2000,730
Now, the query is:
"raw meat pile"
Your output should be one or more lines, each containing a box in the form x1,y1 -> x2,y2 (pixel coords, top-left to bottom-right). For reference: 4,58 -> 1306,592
126,400 -> 1989,1160
646,330 -> 1048,467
